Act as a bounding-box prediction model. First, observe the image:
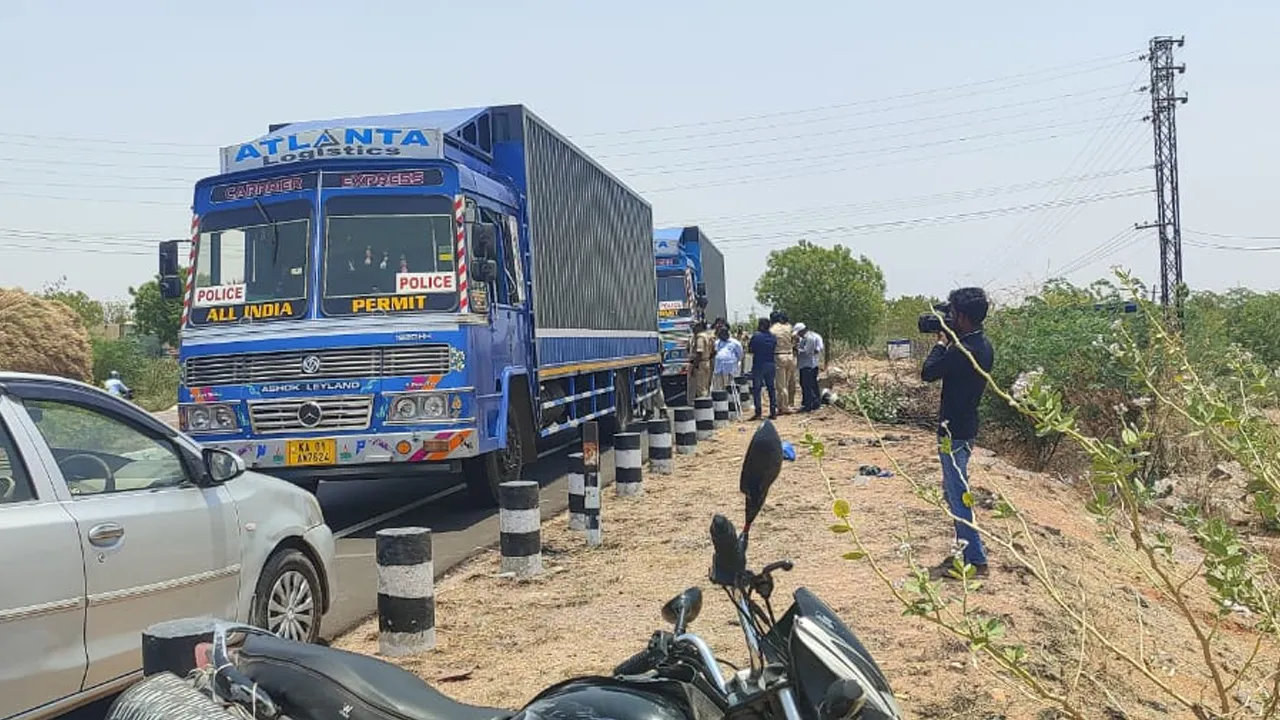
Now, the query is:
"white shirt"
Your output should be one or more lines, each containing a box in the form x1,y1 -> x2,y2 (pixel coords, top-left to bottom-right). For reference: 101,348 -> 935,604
797,332 -> 824,369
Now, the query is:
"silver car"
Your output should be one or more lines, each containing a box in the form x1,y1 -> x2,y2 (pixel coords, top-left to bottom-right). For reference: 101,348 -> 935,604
0,373 -> 336,720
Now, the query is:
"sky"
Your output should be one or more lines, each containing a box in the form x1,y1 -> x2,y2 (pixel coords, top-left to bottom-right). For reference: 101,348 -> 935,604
1,0 -> 1277,320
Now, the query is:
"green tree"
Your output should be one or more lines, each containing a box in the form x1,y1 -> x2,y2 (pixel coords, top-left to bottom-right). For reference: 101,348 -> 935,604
129,272 -> 184,347
754,241 -> 886,360
38,276 -> 104,329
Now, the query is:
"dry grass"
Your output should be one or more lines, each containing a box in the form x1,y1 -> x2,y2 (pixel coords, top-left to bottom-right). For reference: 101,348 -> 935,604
335,364 -> 1274,719
0,288 -> 92,381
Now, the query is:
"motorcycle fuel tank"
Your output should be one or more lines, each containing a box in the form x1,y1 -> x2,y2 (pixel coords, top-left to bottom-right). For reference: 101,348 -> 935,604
513,677 -> 698,720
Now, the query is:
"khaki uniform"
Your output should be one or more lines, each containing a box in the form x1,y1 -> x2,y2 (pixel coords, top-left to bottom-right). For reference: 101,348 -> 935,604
687,329 -> 714,400
771,322 -> 798,411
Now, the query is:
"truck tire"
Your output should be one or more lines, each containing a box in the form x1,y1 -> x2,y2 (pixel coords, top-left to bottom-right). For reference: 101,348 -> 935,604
463,409 -> 524,507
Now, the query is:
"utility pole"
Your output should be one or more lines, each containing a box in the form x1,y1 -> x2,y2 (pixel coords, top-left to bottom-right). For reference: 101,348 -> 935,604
1136,36 -> 1188,325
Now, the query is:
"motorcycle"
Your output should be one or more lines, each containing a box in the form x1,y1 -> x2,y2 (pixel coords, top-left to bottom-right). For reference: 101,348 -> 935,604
106,420 -> 903,720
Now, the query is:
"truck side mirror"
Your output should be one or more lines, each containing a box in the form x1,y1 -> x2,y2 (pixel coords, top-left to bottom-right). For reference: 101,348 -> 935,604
475,259 -> 498,283
159,276 -> 184,300
159,240 -> 181,277
471,223 -> 498,260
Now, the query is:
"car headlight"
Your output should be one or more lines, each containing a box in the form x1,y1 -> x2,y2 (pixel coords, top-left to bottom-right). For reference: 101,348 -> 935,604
419,394 -> 447,418
391,396 -> 419,421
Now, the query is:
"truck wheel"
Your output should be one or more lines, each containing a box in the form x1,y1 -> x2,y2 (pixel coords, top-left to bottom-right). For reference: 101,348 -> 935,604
463,410 -> 524,506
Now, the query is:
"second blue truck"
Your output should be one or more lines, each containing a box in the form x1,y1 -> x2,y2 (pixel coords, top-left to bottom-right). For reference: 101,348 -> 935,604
654,226 -> 727,403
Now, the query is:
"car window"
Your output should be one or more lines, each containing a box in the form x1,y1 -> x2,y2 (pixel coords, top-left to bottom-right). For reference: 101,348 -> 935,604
26,400 -> 189,497
0,420 -> 35,504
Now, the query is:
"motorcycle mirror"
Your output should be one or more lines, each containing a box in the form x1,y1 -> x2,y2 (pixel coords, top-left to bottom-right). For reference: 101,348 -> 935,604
740,420 -> 784,530
709,514 -> 745,586
661,587 -> 703,634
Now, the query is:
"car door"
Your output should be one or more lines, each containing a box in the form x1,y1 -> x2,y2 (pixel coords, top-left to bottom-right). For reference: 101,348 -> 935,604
0,395 -> 88,719
20,390 -> 241,689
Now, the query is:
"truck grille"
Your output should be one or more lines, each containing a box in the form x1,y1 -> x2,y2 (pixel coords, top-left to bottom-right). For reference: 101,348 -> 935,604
185,345 -> 452,386
248,396 -> 374,433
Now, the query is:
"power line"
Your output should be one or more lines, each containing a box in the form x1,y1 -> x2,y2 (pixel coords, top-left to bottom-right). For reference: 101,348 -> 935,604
655,167 -> 1149,228
1185,239 -> 1280,252
574,50 -> 1141,139
1184,228 -> 1280,241
594,85 -> 1134,160
711,188 -> 1150,248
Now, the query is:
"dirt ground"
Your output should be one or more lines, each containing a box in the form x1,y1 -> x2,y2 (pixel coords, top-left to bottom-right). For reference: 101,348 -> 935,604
336,360 -> 1276,719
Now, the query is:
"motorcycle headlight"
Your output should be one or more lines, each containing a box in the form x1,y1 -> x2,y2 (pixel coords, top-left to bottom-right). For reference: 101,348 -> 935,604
419,394 -> 448,419
391,396 -> 419,421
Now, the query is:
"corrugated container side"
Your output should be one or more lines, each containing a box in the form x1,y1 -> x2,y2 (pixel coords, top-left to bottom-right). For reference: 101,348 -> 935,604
690,227 -> 728,324
515,110 -> 657,333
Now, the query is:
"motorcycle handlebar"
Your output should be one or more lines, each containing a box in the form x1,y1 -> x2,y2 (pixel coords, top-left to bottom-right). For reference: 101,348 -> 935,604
613,649 -> 652,676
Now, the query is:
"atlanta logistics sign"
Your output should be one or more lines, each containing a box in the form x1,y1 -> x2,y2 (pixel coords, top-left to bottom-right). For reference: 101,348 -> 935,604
220,127 -> 445,173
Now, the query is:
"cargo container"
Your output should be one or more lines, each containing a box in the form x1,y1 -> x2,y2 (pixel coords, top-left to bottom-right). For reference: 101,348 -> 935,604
156,105 -> 663,504
653,226 -> 727,402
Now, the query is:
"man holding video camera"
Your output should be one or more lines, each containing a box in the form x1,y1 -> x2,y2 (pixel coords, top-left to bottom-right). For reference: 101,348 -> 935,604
919,287 -> 995,579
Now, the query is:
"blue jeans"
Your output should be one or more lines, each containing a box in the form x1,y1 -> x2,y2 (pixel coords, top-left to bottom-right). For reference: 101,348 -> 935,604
940,440 -> 987,565
751,362 -> 777,417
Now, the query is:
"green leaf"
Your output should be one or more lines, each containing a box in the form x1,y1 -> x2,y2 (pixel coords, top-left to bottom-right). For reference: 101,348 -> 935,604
829,523 -> 851,534
962,491 -> 974,509
842,551 -> 867,561
833,499 -> 851,519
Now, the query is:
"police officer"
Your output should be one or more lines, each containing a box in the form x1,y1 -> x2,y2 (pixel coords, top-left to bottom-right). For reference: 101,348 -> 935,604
770,312 -> 798,414
687,321 -> 714,400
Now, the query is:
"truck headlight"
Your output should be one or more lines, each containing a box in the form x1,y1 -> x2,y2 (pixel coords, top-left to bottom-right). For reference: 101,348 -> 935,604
419,394 -> 447,418
183,403 -> 238,433
386,393 -> 450,423
391,396 -> 419,421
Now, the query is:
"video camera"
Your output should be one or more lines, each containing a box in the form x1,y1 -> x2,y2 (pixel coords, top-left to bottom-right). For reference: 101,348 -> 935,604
917,302 -> 952,334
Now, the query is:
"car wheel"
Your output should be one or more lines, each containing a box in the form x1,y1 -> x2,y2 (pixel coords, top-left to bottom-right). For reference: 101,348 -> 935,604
252,548 -> 323,644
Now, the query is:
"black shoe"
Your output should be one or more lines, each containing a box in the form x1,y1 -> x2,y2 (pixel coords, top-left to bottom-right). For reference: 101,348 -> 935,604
748,414 -> 761,421
928,558 -> 989,581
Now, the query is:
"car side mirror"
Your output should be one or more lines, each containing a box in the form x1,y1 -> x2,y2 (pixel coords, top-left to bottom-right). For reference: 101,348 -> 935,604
203,448 -> 245,485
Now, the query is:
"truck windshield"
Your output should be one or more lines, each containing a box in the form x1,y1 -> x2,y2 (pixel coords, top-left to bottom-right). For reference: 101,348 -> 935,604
192,204 -> 310,317
657,274 -> 687,304
321,195 -> 459,315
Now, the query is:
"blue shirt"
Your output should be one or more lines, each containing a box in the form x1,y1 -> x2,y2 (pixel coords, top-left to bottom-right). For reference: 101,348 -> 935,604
748,331 -> 777,364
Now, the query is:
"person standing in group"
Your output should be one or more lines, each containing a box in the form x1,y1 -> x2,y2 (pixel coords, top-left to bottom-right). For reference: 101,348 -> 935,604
711,325 -> 743,392
686,320 -> 714,400
747,318 -> 778,420
770,312 -> 798,414
794,323 -> 824,412
920,287 -> 996,580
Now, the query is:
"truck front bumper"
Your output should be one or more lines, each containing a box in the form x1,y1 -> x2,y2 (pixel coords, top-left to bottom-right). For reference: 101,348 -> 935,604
201,428 -> 479,472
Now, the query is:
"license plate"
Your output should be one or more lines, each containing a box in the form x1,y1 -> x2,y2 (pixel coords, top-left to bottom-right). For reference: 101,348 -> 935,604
285,439 -> 336,466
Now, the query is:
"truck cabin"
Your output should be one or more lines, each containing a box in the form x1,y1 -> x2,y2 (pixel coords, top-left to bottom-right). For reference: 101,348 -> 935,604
158,116 -> 525,328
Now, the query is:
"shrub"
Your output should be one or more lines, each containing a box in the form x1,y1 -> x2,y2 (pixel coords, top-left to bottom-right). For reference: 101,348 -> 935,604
0,288 -> 93,382
839,373 -> 905,423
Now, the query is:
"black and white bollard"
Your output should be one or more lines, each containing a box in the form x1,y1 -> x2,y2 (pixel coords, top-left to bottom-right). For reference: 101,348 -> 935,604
500,481 -> 543,577
376,527 -> 435,655
614,431 -> 643,496
673,406 -> 697,455
737,377 -> 752,414
567,452 -> 586,531
627,421 -> 651,463
141,618 -> 218,678
648,416 -> 674,474
712,390 -> 730,429
694,396 -> 715,440
583,422 -> 603,546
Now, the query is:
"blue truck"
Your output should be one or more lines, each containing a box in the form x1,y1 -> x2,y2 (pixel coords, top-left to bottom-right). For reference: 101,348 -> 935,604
653,226 -> 726,403
156,105 -> 663,504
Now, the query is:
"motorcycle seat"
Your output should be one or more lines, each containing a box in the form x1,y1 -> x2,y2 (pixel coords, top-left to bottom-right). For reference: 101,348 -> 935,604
238,634 -> 513,720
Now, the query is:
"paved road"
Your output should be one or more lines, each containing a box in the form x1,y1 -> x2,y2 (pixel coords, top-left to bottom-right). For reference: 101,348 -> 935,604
61,422 -> 644,718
